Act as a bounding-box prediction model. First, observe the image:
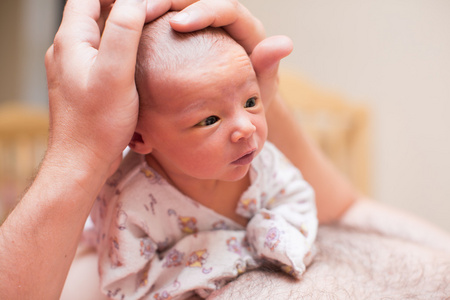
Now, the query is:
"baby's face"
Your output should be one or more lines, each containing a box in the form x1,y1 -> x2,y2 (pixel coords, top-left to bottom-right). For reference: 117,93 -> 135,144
137,43 -> 267,182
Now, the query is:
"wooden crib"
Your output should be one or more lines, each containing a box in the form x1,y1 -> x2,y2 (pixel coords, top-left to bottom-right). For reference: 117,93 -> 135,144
0,102 -> 48,221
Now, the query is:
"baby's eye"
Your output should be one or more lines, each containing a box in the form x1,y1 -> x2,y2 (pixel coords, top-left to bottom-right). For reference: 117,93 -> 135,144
244,97 -> 257,108
197,116 -> 220,126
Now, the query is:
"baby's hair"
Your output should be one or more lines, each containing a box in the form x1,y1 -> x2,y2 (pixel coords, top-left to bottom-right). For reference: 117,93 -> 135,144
136,11 -> 237,109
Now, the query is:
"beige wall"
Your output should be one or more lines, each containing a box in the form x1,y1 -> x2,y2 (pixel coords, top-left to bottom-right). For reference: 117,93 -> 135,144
0,0 -> 59,106
241,0 -> 450,232
0,0 -> 22,104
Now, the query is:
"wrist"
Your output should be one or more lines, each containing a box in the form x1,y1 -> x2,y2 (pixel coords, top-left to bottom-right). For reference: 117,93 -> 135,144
0,144 -> 112,299
38,144 -> 113,206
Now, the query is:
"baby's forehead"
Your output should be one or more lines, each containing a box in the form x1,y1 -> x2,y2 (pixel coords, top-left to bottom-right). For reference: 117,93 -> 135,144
145,57 -> 259,115
138,13 -> 258,111
139,14 -> 249,72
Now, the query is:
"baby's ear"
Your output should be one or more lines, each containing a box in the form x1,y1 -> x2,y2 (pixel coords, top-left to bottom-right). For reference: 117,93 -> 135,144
128,132 -> 153,154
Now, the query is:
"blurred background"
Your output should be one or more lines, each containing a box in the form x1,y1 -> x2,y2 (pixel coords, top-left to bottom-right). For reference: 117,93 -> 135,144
1,0 -> 449,232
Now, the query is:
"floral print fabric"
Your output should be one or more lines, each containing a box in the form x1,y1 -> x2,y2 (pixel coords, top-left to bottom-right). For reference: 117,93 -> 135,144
90,142 -> 317,299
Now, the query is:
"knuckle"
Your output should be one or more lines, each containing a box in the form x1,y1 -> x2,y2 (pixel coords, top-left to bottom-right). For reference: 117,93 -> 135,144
51,31 -> 66,55
229,0 -> 239,10
44,46 -> 55,71
107,18 -> 141,34
194,1 -> 210,13
106,1 -> 146,32
214,0 -> 239,25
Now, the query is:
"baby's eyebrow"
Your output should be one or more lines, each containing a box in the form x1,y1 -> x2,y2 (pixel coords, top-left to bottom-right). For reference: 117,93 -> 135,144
178,99 -> 209,116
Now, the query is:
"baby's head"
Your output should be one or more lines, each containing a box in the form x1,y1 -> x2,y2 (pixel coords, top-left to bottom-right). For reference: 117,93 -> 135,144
132,11 -> 267,182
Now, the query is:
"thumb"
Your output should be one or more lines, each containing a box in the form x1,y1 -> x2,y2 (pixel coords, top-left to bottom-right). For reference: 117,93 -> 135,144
250,36 -> 293,106
251,35 -> 293,79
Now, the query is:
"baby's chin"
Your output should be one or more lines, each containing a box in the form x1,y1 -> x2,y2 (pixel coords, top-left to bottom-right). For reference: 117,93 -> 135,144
222,165 -> 252,183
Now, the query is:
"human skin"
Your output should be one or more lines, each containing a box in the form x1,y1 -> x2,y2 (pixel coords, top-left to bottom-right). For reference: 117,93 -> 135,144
62,198 -> 450,300
208,201 -> 450,299
6,0 -> 447,299
135,43 -> 267,183
209,224 -> 450,299
132,28 -> 268,225
0,0 -> 147,297
0,0 -> 289,299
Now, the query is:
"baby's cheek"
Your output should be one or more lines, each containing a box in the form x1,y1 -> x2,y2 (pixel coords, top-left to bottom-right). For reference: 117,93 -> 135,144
257,117 -> 269,141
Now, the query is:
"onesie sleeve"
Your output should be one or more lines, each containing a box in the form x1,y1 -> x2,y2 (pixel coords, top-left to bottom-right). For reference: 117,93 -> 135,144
245,143 -> 318,278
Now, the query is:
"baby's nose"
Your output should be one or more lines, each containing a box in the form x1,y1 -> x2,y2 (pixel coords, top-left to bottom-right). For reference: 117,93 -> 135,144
231,116 -> 256,143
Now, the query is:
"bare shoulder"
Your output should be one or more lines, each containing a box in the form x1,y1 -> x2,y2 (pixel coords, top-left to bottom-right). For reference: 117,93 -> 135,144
209,225 -> 450,299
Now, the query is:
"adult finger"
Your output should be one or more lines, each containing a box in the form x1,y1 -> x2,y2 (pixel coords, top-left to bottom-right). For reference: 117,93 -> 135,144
250,36 -> 293,105
95,0 -> 147,86
55,0 -> 102,51
168,0 -> 265,53
143,0 -> 196,22
47,0 -> 103,93
251,36 -> 293,81
61,0 -> 101,29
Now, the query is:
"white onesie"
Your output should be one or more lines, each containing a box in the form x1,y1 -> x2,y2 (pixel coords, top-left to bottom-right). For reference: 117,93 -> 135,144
90,141 -> 318,300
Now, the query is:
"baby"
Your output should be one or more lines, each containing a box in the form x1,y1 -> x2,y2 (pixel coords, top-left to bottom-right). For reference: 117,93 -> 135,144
90,11 -> 318,300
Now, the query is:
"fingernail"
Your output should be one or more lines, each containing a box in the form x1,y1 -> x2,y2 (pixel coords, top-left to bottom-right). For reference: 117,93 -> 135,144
171,11 -> 189,23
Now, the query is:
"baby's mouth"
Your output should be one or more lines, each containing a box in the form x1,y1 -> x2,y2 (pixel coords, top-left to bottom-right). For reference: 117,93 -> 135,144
232,149 -> 256,165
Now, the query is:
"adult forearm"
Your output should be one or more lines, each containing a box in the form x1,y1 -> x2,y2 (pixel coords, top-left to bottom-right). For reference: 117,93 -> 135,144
209,225 -> 450,299
266,93 -> 358,223
208,269 -> 297,300
0,150 -> 109,299
339,197 -> 450,252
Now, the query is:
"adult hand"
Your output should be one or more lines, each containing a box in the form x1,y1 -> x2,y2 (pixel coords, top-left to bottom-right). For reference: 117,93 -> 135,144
1,0 -> 149,299
167,0 -> 293,107
167,2 -> 358,224
45,0 -> 148,180
250,36 -> 293,108
46,0 -> 290,180
1,1 -> 294,299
